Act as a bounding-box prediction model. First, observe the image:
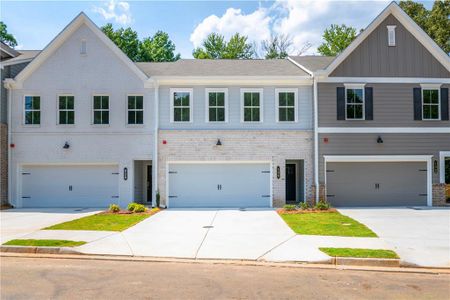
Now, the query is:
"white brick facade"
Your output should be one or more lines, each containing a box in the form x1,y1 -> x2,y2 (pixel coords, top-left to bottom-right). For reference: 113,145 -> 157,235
158,130 -> 314,207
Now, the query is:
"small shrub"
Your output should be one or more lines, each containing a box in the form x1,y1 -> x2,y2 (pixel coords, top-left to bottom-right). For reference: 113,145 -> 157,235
315,200 -> 330,211
109,204 -> 120,213
127,202 -> 137,212
300,202 -> 309,210
283,204 -> 297,211
133,204 -> 146,213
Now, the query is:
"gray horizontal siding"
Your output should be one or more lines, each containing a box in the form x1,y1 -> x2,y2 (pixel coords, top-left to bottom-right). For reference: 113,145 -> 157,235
318,83 -> 450,127
330,14 -> 450,78
159,85 -> 313,130
318,133 -> 450,183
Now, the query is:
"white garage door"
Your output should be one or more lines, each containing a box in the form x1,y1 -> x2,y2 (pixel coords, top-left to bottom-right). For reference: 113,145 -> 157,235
21,165 -> 119,208
168,163 -> 271,208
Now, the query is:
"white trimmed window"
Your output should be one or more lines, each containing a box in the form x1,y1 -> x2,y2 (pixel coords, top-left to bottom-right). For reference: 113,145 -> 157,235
24,96 -> 40,125
345,84 -> 365,120
276,89 -> 298,122
127,95 -> 144,125
241,89 -> 263,122
58,95 -> 75,125
170,89 -> 193,122
422,88 -> 440,120
387,25 -> 396,46
206,88 -> 227,122
93,95 -> 109,125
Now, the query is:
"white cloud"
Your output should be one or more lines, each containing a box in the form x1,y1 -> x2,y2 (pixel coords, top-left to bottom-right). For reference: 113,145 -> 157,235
190,7 -> 271,48
93,0 -> 133,25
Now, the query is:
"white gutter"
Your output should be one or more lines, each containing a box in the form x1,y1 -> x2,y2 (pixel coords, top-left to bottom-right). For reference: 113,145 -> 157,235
152,83 -> 159,208
313,76 -> 319,204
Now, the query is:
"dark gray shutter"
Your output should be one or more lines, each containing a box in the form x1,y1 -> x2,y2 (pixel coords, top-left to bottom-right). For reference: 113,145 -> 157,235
441,88 -> 449,121
413,88 -> 422,121
365,87 -> 373,120
337,87 -> 345,120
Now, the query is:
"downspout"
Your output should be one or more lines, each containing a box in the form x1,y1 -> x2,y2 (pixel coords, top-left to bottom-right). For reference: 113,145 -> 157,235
313,75 -> 319,204
5,81 -> 13,206
153,83 -> 159,208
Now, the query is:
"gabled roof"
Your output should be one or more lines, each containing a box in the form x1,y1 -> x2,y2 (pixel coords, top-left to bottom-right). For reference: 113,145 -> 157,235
13,12 -> 148,84
136,59 -> 310,77
288,56 -> 335,73
1,50 -> 41,66
323,1 -> 450,76
1,41 -> 20,60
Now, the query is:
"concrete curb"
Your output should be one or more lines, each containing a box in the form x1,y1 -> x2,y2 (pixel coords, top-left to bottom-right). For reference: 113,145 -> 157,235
1,245 -> 81,255
331,257 -> 400,267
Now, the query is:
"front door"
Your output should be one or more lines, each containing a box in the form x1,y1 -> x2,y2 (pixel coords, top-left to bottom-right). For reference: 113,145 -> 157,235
285,164 -> 296,203
147,165 -> 152,203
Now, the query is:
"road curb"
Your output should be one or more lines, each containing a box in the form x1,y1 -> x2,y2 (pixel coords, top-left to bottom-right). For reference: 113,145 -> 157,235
1,245 -> 80,255
331,257 -> 400,267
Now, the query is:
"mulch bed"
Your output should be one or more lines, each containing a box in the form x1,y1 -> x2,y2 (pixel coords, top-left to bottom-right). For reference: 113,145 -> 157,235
99,208 -> 161,216
277,208 -> 337,214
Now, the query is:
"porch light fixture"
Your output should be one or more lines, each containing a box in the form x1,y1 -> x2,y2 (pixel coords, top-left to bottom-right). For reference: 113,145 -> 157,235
277,166 -> 280,179
434,159 -> 438,174
124,167 -> 128,180
63,142 -> 70,149
216,139 -> 222,146
376,136 -> 383,144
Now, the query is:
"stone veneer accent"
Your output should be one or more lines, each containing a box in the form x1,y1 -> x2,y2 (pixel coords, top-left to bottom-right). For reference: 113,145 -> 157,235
432,183 -> 448,206
0,123 -> 7,206
158,130 -> 313,208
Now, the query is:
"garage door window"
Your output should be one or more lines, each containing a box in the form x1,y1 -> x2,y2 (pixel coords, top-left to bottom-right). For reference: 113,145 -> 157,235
24,96 -> 40,125
93,95 -> 109,125
58,95 -> 75,125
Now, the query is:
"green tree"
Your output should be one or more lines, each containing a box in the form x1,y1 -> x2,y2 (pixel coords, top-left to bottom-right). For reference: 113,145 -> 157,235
399,0 -> 449,53
193,32 -> 255,59
261,34 -> 292,59
101,23 -> 140,61
317,24 -> 357,56
0,21 -> 18,48
138,31 -> 180,62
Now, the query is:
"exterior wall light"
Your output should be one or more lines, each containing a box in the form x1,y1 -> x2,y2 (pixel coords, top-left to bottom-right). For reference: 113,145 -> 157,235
434,159 -> 438,174
376,136 -> 383,144
63,142 -> 70,149
216,139 -> 222,146
123,167 -> 128,180
277,166 -> 280,179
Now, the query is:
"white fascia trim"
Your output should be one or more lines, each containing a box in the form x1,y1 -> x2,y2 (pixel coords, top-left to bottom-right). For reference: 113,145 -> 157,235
205,88 -> 229,123
317,77 -> 450,84
439,151 -> 450,184
14,12 -> 148,84
318,127 -> 450,133
153,76 -> 312,86
0,58 -> 34,68
324,2 -> 450,76
286,57 -> 313,76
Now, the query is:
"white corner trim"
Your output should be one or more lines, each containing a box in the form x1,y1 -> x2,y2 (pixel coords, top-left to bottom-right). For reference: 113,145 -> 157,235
439,151 -> 450,184
204,88 -> 229,123
169,88 -> 193,123
275,88 -> 299,123
240,88 -> 264,123
318,127 -> 450,133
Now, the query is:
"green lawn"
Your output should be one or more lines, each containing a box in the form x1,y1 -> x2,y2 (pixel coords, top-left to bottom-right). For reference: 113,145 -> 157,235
320,247 -> 399,259
44,213 -> 151,231
279,212 -> 377,237
3,239 -> 86,247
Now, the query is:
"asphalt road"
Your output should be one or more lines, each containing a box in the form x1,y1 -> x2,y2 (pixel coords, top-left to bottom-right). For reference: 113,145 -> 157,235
1,257 -> 449,299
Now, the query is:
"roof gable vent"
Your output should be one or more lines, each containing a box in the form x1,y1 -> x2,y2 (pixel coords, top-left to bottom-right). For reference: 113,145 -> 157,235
80,39 -> 87,55
387,25 -> 396,47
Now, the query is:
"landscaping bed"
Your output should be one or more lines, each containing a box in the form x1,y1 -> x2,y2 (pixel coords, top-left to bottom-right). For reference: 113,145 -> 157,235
319,247 -> 399,259
3,239 -> 86,247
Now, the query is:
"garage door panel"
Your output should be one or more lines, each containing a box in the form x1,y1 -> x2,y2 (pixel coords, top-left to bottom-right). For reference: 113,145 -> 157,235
327,162 -> 427,207
169,163 -> 271,208
21,165 -> 119,208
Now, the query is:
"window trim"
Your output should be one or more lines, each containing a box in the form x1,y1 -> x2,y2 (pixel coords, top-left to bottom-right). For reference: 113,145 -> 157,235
344,84 -> 365,121
240,88 -> 264,123
170,88 -> 193,123
56,94 -> 75,126
126,94 -> 145,126
23,95 -> 41,127
421,85 -> 441,121
92,94 -> 110,126
205,88 -> 228,123
275,88 -> 298,123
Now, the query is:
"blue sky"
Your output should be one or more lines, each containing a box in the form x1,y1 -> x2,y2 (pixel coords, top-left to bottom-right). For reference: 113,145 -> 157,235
1,1 -> 433,58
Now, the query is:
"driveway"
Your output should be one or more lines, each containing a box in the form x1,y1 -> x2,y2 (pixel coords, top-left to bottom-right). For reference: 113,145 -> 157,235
339,208 -> 450,267
0,208 -> 101,243
78,209 -> 296,260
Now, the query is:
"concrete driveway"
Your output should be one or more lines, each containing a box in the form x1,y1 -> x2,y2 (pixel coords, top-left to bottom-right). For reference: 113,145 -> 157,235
339,208 -> 450,267
78,209 -> 296,260
0,208 -> 101,243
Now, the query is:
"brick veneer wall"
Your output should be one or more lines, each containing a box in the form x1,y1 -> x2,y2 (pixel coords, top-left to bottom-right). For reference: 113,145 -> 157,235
158,130 -> 314,208
432,183 -> 448,206
0,123 -> 7,206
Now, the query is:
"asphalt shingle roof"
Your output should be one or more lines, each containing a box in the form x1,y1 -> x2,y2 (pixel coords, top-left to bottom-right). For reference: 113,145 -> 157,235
289,55 -> 335,72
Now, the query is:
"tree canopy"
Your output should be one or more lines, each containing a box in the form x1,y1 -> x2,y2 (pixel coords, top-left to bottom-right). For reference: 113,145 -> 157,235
0,21 -> 18,48
193,33 -> 255,59
317,24 -> 357,56
261,34 -> 292,59
101,23 -> 180,62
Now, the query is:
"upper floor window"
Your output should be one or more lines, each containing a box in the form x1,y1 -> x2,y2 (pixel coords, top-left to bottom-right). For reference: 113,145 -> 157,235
241,89 -> 263,122
276,89 -> 297,122
24,96 -> 40,125
58,95 -> 75,125
93,95 -> 109,125
206,89 -> 227,122
422,88 -> 440,120
345,86 -> 365,120
170,89 -> 192,123
128,95 -> 144,125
